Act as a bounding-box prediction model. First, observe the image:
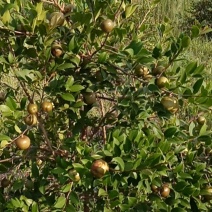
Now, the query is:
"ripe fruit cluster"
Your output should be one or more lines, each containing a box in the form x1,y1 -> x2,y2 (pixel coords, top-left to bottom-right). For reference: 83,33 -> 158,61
151,184 -> 171,198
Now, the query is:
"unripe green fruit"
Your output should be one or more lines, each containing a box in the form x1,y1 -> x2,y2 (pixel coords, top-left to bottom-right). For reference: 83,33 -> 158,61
68,169 -> 80,182
100,19 -> 114,33
152,66 -> 164,75
83,92 -> 96,105
156,76 -> 169,88
134,65 -> 149,77
49,12 -> 65,27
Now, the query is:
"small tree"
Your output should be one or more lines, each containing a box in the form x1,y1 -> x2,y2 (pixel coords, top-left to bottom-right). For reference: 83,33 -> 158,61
0,0 -> 212,211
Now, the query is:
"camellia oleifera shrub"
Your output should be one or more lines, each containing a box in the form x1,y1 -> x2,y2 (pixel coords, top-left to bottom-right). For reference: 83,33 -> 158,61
0,0 -> 212,211
183,0 -> 212,39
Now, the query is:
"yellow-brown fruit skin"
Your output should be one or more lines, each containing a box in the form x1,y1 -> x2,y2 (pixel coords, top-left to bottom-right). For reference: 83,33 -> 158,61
41,101 -> 53,113
51,44 -> 63,58
24,114 -> 37,126
156,76 -> 169,88
68,169 -> 81,182
197,116 -> 206,125
100,19 -> 114,33
160,185 -> 170,198
134,65 -> 149,77
161,96 -> 179,113
27,103 -> 38,115
91,159 -> 109,178
15,135 -> 31,150
203,187 -> 212,201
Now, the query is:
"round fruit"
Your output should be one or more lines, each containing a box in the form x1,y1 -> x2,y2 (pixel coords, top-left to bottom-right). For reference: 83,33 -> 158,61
160,184 -> 170,198
203,187 -> 212,201
197,116 -> 206,125
1,178 -> 10,188
134,65 -> 149,77
25,180 -> 33,189
161,96 -> 179,113
91,159 -> 109,178
41,101 -> 53,112
156,76 -> 169,88
15,135 -> 31,150
151,184 -> 159,193
83,92 -> 96,105
68,169 -> 80,182
0,92 -> 6,101
27,103 -> 38,115
152,66 -> 164,75
143,74 -> 153,81
24,114 -> 37,126
51,43 -> 63,58
100,19 -> 114,33
49,12 -> 65,27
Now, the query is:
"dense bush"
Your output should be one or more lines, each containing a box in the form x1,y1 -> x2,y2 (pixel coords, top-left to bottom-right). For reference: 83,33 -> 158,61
0,0 -> 212,211
183,0 -> 212,39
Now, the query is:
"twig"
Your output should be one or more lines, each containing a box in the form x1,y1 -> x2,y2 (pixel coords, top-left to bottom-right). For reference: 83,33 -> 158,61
99,95 -> 107,144
114,0 -> 124,20
38,118 -> 54,152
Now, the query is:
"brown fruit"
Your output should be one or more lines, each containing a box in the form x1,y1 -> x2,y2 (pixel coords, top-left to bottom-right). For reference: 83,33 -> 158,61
51,43 -> 63,58
134,65 -> 149,77
160,184 -> 170,198
197,116 -> 206,125
156,76 -> 169,88
15,135 -> 31,150
161,96 -> 179,113
24,114 -> 37,126
41,101 -> 53,112
152,66 -> 164,75
68,169 -> 80,182
83,92 -> 96,105
1,178 -> 10,188
49,12 -> 65,27
100,19 -> 114,33
151,184 -> 159,193
91,159 -> 109,178
27,103 -> 38,115
0,92 -> 6,101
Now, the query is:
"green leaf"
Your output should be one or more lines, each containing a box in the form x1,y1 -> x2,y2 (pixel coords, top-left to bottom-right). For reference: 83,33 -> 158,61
57,63 -> 75,70
65,76 -> 74,90
98,52 -> 108,63
5,96 -> 17,111
8,52 -> 14,63
0,134 -> 11,141
60,93 -> 75,102
164,127 -> 178,138
62,184 -> 72,193
69,192 -> 79,204
98,188 -> 107,196
32,163 -> 39,178
54,196 -> 66,209
112,157 -> 125,171
68,36 -> 77,52
185,62 -> 197,74
193,78 -> 203,94
68,85 -> 84,92
0,105 -> 13,116
31,202 -> 39,212
181,36 -> 191,48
